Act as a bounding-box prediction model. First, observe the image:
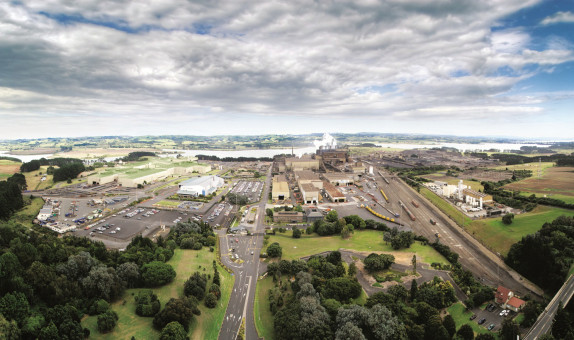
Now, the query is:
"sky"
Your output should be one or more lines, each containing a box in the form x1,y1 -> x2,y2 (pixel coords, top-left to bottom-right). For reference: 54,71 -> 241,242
1,0 -> 573,140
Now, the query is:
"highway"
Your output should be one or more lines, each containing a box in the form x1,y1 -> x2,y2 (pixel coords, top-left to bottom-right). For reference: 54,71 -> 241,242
218,166 -> 271,340
524,275 -> 574,339
372,168 -> 543,298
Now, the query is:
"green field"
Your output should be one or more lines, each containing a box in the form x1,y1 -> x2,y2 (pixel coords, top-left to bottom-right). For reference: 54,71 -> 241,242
156,200 -> 181,207
465,206 -> 574,255
517,191 -> 574,204
447,302 -> 498,338
11,197 -> 44,228
23,166 -> 54,190
491,161 -> 554,176
420,187 -> 473,226
254,276 -> 277,340
262,230 -> 449,267
82,248 -> 234,339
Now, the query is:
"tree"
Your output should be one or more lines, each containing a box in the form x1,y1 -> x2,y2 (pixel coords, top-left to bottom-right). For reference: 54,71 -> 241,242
321,277 -> 362,303
336,321 -> 367,340
341,224 -> 351,239
0,314 -> 20,340
502,213 -> 514,225
0,291 -> 30,324
81,265 -> 125,301
363,253 -> 395,272
153,297 -> 198,331
135,290 -> 161,317
457,324 -> 475,340
443,314 -> 456,338
475,334 -> 496,340
424,314 -> 450,340
292,227 -> 302,239
141,261 -> 176,287
160,321 -> 187,340
368,304 -> 408,340
267,242 -> 282,258
38,322 -> 59,340
552,302 -> 572,339
499,318 -> 520,340
410,279 -> 418,301
184,272 -> 208,300
412,254 -> 417,274
97,310 -> 118,333
88,299 -> 110,315
204,293 -> 217,308
325,210 -> 339,223
117,262 -> 140,288
298,296 -> 333,340
348,262 -> 357,278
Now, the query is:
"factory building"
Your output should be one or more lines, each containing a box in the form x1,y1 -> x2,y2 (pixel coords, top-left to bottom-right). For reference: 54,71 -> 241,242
273,211 -> 304,223
323,182 -> 346,203
301,183 -> 320,204
463,188 -> 493,209
272,175 -> 290,201
177,175 -> 224,198
316,148 -> 349,165
285,156 -> 320,171
37,205 -> 53,221
322,173 -> 354,186
295,170 -> 323,189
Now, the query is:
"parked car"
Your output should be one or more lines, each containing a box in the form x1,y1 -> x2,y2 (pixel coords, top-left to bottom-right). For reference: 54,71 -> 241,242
478,318 -> 486,325
470,314 -> 477,320
488,324 -> 495,331
488,304 -> 496,312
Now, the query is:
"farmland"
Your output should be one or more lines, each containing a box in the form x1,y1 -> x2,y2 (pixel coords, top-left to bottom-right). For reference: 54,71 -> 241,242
0,159 -> 21,179
502,166 -> 574,204
464,206 -> 574,256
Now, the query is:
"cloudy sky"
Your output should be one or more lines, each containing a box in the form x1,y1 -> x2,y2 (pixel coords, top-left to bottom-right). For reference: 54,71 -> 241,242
1,0 -> 573,140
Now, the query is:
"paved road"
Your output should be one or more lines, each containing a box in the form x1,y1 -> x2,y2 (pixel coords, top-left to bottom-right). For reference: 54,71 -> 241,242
219,165 -> 272,340
525,275 -> 574,339
372,168 -> 543,298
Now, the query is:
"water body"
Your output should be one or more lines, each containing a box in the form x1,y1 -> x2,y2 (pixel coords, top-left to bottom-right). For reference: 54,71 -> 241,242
0,142 -> 551,162
375,142 -> 551,153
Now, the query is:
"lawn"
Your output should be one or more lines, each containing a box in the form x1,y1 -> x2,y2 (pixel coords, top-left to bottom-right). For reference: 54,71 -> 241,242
447,302 -> 498,337
0,159 -> 21,177
464,206 -> 574,256
22,166 -> 55,190
262,230 -> 449,267
12,197 -> 44,228
82,248 -> 234,340
420,187 -> 473,226
254,276 -> 277,340
502,166 -> 574,204
156,200 -> 181,207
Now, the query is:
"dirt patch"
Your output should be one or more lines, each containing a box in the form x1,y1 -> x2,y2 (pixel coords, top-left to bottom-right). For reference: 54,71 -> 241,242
458,169 -> 513,182
504,166 -> 574,196
9,148 -> 57,155
0,164 -> 20,175
340,248 -> 413,265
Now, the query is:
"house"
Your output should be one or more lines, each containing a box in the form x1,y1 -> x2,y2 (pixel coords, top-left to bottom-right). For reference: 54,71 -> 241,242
306,208 -> 323,223
273,211 -> 304,223
496,285 -> 526,312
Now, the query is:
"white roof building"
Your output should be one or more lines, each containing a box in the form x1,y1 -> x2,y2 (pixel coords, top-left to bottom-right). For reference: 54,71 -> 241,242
177,176 -> 224,197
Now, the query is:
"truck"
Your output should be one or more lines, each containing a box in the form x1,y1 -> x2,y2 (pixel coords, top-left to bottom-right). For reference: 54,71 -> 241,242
411,200 -> 419,208
430,218 -> 437,225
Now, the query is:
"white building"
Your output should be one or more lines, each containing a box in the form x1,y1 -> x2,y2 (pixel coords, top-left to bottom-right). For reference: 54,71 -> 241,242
37,205 -> 53,221
177,176 -> 224,197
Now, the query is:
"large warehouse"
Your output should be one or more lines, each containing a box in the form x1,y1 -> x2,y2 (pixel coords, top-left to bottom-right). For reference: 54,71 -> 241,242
177,176 -> 224,198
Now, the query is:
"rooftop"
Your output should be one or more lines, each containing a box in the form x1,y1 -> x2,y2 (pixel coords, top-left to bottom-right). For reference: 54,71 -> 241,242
323,181 -> 345,198
463,188 -> 490,198
323,173 -> 353,181
295,170 -> 320,181
507,297 -> 526,309
301,183 -> 319,192
179,175 -> 222,187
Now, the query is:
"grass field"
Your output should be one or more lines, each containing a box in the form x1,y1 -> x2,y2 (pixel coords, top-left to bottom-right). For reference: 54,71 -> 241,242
11,197 -> 44,228
503,166 -> 574,204
156,200 -> 181,207
23,166 -> 54,190
254,276 -> 277,340
491,161 -> 554,175
447,302 -> 498,338
464,206 -> 574,256
0,159 -> 20,179
420,187 -> 473,226
82,248 -> 234,339
262,230 -> 449,267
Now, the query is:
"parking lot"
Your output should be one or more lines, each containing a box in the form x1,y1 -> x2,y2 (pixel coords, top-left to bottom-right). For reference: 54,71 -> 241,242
229,180 -> 263,203
74,208 -> 184,241
469,303 -> 515,333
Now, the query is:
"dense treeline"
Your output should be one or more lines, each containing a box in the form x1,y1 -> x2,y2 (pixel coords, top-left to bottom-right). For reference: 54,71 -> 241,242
120,152 -> 157,162
269,249 -> 463,340
0,174 -> 25,220
196,154 -> 273,162
0,156 -> 22,162
0,211 -> 215,337
20,157 -> 84,173
491,153 -> 574,166
506,216 -> 574,293
53,163 -> 86,182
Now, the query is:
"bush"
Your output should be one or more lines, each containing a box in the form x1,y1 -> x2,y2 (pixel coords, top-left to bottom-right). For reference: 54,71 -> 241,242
205,293 -> 217,308
97,311 -> 118,333
135,290 -> 161,317
141,261 -> 176,287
